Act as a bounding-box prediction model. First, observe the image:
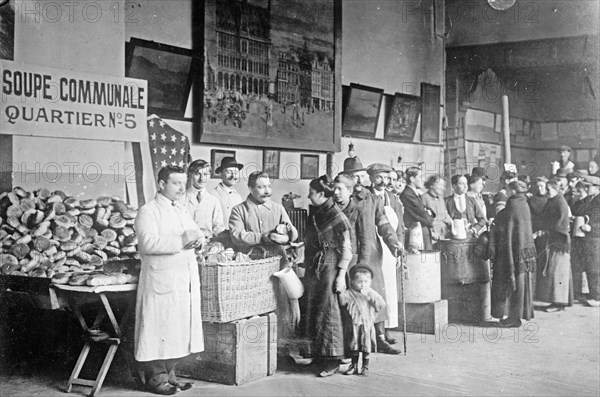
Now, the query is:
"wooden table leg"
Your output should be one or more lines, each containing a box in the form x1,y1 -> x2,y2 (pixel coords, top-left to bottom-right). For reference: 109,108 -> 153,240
89,343 -> 119,397
66,342 -> 91,393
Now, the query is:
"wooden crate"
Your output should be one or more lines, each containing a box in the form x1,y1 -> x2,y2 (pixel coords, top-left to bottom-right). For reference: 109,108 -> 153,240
178,312 -> 277,385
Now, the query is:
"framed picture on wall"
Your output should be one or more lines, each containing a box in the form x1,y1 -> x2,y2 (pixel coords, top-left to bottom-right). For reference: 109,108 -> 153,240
384,92 -> 421,142
210,149 -> 236,179
342,83 -> 384,139
263,150 -> 280,180
420,83 -> 441,143
125,37 -> 196,120
300,154 -> 320,180
196,0 -> 342,152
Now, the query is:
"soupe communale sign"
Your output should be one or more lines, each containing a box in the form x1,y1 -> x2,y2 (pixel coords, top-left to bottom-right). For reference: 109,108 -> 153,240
1,60 -> 148,142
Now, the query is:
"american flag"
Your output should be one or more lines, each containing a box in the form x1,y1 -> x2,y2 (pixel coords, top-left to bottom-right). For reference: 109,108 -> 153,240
147,115 -> 191,182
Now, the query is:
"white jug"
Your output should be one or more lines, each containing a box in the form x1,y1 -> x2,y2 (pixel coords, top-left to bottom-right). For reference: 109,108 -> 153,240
573,215 -> 590,238
451,218 -> 469,240
273,267 -> 304,299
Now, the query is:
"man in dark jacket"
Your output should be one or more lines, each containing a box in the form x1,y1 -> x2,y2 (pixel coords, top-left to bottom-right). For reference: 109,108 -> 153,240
400,166 -> 434,250
445,174 -> 486,236
581,175 -> 600,307
339,157 -> 402,354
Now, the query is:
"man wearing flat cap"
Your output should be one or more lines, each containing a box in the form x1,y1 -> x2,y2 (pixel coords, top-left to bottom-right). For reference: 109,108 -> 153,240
580,175 -> 600,307
366,163 -> 405,343
211,157 -> 244,227
338,157 -> 402,354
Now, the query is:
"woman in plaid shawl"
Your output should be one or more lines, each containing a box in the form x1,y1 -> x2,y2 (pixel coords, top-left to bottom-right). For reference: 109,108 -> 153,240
302,175 -> 352,377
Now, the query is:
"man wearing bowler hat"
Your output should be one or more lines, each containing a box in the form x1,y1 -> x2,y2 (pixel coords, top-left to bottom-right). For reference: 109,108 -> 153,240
211,157 -> 244,227
339,157 -> 402,354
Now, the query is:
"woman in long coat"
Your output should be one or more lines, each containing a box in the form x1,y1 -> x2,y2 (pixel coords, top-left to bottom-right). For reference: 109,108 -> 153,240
303,175 -> 352,377
535,179 -> 573,311
489,180 -> 537,327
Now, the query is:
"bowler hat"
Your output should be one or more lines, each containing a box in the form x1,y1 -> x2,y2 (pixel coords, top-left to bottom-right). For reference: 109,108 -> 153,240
215,157 -> 243,174
366,163 -> 394,176
342,156 -> 366,174
471,166 -> 489,180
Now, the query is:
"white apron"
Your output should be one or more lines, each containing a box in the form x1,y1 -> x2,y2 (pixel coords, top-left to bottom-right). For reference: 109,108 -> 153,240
380,197 -> 399,329
134,194 -> 204,361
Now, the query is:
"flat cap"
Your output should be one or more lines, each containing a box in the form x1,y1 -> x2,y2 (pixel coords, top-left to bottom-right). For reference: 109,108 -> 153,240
366,163 -> 394,176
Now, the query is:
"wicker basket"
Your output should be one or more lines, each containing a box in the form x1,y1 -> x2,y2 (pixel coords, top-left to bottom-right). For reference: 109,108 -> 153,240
200,246 -> 281,323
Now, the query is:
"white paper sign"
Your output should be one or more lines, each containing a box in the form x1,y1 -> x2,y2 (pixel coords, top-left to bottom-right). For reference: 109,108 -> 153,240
1,60 -> 148,142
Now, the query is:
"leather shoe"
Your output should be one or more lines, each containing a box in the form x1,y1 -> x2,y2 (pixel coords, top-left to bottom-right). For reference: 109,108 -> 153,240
498,318 -> 521,328
359,366 -> 369,376
169,378 -> 194,391
318,364 -> 339,377
377,340 -> 401,355
344,363 -> 358,375
148,382 -> 178,395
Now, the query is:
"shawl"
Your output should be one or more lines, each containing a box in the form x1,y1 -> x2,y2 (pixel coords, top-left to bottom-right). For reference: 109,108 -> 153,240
528,194 -> 548,232
488,193 -> 537,290
540,193 -> 571,254
308,197 -> 351,247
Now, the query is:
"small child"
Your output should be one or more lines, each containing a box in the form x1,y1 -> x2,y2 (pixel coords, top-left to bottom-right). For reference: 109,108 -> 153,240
338,265 -> 386,376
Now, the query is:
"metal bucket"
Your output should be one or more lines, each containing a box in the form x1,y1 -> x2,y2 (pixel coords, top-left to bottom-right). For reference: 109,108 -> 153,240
439,238 -> 490,285
398,250 -> 441,303
441,281 -> 491,323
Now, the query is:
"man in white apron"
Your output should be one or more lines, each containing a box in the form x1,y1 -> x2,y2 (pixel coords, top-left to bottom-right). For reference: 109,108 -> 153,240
135,166 -> 204,395
366,164 -> 405,342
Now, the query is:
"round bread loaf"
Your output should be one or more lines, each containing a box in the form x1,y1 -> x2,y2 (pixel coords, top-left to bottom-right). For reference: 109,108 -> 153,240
51,272 -> 70,284
97,196 -> 112,207
63,197 -> 80,210
80,198 -> 97,209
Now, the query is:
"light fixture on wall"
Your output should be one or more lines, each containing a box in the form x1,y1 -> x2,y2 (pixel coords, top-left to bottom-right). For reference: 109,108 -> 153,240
344,134 -> 356,158
487,0 -> 516,11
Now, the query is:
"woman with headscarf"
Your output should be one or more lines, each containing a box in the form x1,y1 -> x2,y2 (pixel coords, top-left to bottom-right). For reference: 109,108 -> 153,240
535,178 -> 573,312
489,180 -> 537,327
303,175 -> 352,377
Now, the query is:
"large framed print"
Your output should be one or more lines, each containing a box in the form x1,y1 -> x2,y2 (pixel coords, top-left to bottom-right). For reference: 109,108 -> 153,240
342,83 -> 384,139
125,38 -> 196,120
384,92 -> 421,142
420,83 -> 441,143
196,0 -> 342,152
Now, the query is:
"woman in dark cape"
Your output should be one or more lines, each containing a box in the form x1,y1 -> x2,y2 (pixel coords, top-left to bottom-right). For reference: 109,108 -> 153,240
302,175 -> 352,377
489,180 -> 537,327
535,178 -> 574,311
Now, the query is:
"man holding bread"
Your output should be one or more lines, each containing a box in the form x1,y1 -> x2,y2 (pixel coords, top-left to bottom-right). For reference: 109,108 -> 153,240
134,166 -> 204,395
229,171 -> 298,341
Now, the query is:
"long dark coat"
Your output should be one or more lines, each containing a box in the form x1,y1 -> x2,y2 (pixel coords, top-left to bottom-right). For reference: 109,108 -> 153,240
489,193 -> 537,321
352,188 -> 399,323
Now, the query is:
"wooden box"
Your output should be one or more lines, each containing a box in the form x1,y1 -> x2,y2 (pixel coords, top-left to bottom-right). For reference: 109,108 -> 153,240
397,300 -> 448,335
178,312 -> 277,385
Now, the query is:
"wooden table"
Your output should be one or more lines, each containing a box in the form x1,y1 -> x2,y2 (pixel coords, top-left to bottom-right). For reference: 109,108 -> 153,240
51,284 -> 137,397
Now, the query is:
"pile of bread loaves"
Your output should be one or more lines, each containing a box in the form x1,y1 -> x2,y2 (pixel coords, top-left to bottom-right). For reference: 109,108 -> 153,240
0,186 -> 139,284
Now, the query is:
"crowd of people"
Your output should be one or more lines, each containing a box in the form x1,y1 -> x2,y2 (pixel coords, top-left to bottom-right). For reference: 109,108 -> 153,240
132,146 -> 600,394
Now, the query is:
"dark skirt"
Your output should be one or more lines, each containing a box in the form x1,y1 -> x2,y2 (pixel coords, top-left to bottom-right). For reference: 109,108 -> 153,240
491,272 -> 534,321
536,251 -> 574,306
302,248 -> 345,359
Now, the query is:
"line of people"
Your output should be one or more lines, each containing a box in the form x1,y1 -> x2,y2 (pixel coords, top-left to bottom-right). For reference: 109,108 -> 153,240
131,149 -> 599,394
